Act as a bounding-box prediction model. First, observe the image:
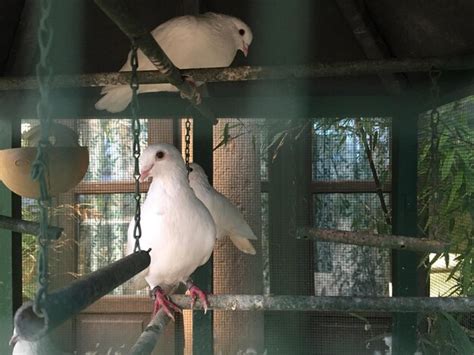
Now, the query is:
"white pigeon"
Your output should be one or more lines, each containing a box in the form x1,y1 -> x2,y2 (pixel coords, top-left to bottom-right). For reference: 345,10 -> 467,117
126,143 -> 216,318
10,327 -> 67,355
95,12 -> 253,113
188,163 -> 257,255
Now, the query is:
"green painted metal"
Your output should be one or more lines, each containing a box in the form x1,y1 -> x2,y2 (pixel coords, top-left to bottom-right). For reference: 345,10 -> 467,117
0,118 -> 21,354
391,110 -> 420,354
191,115 -> 214,354
264,118 -> 314,354
0,93 -> 415,120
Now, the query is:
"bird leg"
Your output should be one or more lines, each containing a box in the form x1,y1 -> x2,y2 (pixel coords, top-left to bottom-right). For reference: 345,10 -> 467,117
150,286 -> 182,321
9,334 -> 18,347
185,279 -> 210,314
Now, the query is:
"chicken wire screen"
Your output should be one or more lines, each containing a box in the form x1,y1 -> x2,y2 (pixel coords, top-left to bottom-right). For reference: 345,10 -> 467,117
18,109 -> 472,354
416,95 -> 474,353
19,116 -> 392,354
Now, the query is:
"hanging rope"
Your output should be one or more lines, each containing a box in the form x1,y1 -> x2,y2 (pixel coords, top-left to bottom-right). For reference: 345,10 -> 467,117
30,0 -> 54,317
130,42 -> 143,253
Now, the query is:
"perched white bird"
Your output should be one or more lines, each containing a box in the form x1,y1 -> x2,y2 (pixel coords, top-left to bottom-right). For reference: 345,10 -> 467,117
188,163 -> 257,255
10,327 -> 67,355
95,12 -> 253,113
126,144 -> 216,318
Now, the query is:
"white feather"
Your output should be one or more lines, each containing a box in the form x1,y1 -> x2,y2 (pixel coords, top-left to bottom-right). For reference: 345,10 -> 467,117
126,144 -> 216,292
96,12 -> 253,113
189,163 -> 257,255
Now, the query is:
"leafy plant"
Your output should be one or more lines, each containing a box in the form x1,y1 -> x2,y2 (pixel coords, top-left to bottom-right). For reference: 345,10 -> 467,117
418,96 -> 474,352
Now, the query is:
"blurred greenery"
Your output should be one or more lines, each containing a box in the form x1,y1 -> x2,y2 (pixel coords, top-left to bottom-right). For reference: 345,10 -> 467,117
418,96 -> 474,353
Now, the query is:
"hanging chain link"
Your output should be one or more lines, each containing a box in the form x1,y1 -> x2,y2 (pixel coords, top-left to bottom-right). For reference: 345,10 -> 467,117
30,0 -> 54,317
185,118 -> 192,175
130,42 -> 142,253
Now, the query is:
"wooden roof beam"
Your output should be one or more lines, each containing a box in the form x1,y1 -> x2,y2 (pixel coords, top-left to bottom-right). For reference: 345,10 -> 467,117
335,0 -> 405,94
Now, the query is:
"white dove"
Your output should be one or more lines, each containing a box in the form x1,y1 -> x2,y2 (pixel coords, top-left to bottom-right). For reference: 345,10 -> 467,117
126,144 -> 216,318
95,12 -> 253,113
188,163 -> 257,255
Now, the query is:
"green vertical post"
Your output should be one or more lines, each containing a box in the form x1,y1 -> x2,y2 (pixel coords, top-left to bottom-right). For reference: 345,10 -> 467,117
0,117 -> 22,354
264,119 -> 314,354
391,109 -> 419,353
191,115 -> 214,354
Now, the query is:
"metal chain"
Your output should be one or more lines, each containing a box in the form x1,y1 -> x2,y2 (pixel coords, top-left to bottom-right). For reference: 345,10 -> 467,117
185,118 -> 191,175
30,0 -> 53,317
130,42 -> 142,253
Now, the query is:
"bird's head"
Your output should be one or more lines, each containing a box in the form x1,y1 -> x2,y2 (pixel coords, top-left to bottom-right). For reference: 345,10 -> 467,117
139,143 -> 186,182
188,162 -> 209,185
229,17 -> 253,57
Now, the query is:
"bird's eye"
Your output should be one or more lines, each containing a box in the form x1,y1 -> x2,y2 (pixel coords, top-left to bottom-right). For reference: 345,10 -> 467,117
189,167 -> 194,172
239,29 -> 245,36
156,151 -> 165,159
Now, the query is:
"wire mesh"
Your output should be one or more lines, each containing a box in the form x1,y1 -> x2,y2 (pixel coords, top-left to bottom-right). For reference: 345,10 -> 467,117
18,104 -> 472,354
416,95 -> 474,353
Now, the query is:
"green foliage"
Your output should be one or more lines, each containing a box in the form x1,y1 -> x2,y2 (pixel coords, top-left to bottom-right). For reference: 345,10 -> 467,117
419,98 -> 474,296
418,97 -> 474,352
419,313 -> 474,354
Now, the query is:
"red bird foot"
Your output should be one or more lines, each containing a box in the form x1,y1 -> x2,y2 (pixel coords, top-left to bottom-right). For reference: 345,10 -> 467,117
185,281 -> 210,314
151,286 -> 182,321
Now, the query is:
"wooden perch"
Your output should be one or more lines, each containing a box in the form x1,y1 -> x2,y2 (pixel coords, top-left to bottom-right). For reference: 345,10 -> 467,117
169,294 -> 472,313
296,227 -> 448,253
1,55 -> 474,91
0,214 -> 63,239
129,309 -> 171,355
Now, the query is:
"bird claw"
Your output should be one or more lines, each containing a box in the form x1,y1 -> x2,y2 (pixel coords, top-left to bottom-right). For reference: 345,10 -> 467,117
185,284 -> 210,314
181,76 -> 202,104
152,287 -> 182,321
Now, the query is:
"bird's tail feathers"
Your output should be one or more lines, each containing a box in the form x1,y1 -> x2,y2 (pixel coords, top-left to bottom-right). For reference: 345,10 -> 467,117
229,235 -> 256,255
95,85 -> 132,113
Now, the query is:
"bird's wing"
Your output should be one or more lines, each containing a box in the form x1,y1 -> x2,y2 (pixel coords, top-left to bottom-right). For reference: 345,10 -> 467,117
152,15 -> 237,69
206,189 -> 257,254
213,191 -> 257,240
96,14 -> 239,112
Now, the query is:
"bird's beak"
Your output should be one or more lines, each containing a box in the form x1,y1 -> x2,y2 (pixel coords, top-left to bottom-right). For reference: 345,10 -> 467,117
242,42 -> 249,57
9,334 -> 18,347
139,165 -> 153,182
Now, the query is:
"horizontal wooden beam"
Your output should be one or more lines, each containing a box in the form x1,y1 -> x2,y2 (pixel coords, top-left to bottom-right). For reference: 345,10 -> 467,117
296,227 -> 448,253
73,181 -> 150,194
1,55 -> 473,91
311,180 -> 391,193
0,214 -> 62,239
